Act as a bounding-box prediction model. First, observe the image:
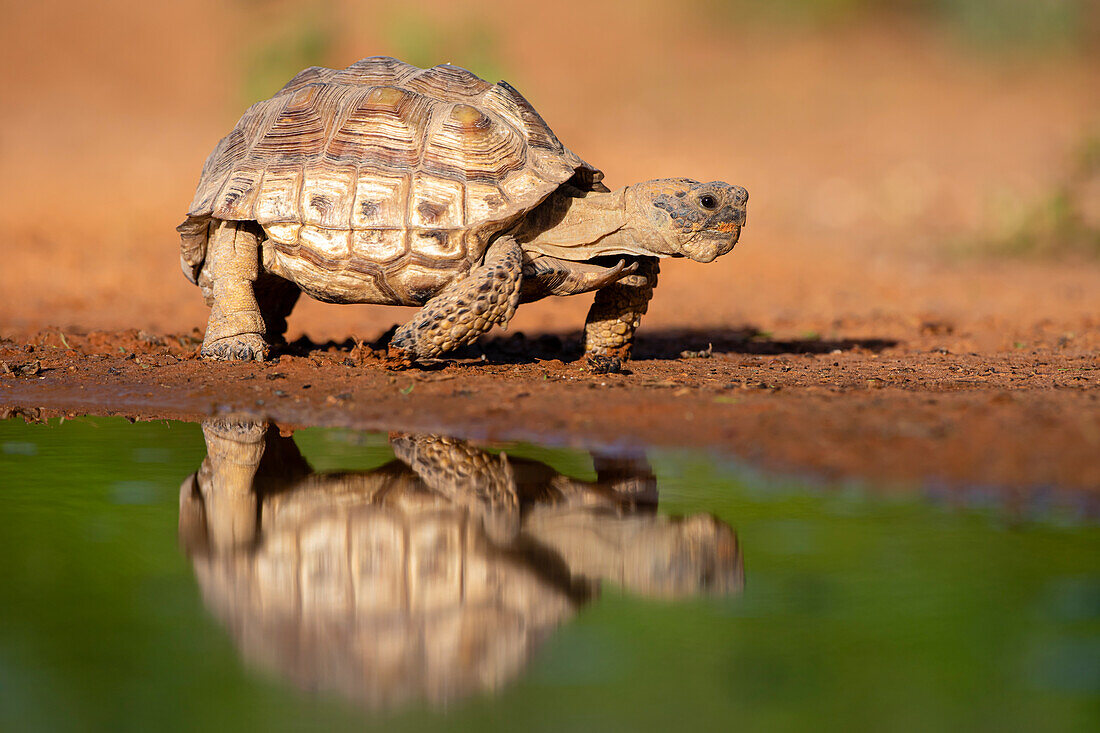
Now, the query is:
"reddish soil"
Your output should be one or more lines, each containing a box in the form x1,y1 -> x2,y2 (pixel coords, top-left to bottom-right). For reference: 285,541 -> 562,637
3,325 -> 1098,491
2,1 -> 1099,490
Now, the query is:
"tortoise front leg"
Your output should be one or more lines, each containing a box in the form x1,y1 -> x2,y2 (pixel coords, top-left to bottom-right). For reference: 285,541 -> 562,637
201,220 -> 268,361
389,236 -> 523,364
583,256 -> 659,369
519,256 -> 638,303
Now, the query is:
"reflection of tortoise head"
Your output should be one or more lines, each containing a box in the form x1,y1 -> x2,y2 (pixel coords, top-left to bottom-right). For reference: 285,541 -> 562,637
179,419 -> 742,710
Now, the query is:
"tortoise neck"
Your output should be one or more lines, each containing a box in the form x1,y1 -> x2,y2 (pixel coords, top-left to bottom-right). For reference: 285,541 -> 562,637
550,185 -> 630,235
514,185 -> 668,260
515,184 -> 678,260
515,185 -> 627,240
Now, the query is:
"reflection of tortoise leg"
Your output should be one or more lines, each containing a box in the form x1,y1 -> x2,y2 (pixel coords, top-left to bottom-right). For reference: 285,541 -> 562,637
189,417 -> 312,551
192,417 -> 267,551
388,236 -> 523,364
390,433 -> 520,543
583,256 -> 659,370
178,474 -> 208,555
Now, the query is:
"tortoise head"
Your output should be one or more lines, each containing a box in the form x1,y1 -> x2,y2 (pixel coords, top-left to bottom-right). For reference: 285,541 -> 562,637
627,179 -> 748,263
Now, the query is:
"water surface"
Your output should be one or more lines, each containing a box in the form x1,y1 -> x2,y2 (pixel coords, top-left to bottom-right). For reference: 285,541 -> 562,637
1,416 -> 1098,732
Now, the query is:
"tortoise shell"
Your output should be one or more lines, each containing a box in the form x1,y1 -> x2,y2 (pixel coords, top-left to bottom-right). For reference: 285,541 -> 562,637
180,57 -> 604,305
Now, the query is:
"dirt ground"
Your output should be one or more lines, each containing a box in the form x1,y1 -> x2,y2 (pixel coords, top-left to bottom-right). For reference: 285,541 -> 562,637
3,324 -> 1098,492
2,2 -> 1099,491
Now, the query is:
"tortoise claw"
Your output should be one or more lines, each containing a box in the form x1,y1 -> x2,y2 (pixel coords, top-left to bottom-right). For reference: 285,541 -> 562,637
616,259 -> 640,277
593,259 -> 638,289
201,334 -> 269,362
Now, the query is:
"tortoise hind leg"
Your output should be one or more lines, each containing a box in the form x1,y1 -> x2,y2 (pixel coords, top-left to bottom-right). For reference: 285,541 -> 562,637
200,220 -> 268,361
389,236 -> 523,364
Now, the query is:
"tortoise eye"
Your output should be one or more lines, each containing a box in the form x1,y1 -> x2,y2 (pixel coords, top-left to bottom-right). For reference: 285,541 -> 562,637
699,194 -> 718,210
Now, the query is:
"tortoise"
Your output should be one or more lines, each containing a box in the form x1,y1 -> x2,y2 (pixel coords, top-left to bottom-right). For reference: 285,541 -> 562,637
178,56 -> 748,367
179,418 -> 743,709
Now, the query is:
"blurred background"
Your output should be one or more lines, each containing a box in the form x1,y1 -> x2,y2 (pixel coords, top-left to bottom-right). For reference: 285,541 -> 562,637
2,0 -> 1098,345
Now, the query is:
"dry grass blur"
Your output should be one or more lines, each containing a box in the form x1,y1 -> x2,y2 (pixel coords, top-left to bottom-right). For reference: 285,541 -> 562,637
3,0 -> 1099,345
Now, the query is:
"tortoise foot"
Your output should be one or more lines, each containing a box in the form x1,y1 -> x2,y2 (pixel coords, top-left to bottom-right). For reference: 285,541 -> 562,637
586,353 -> 625,374
201,333 -> 269,362
384,346 -> 416,371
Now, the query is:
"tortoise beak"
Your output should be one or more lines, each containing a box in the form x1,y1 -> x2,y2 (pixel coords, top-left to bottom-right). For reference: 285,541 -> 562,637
729,186 -> 748,226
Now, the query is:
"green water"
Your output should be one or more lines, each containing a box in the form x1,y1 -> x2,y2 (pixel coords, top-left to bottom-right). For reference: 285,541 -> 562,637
0,416 -> 1098,732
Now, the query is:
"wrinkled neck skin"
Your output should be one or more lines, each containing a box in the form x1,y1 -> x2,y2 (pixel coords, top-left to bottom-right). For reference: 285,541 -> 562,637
512,185 -> 679,261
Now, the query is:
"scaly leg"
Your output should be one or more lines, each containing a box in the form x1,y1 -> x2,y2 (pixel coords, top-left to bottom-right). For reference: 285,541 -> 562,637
201,220 -> 268,360
389,236 -> 523,363
189,417 -> 267,552
519,256 -> 637,303
390,433 -> 520,543
583,256 -> 659,370
182,417 -> 311,553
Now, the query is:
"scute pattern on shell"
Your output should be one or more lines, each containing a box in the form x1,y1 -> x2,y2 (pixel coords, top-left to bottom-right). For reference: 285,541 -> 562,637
182,57 -> 603,303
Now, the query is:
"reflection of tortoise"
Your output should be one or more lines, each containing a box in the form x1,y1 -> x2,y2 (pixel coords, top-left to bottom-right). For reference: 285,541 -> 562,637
178,56 -> 748,368
179,419 -> 742,709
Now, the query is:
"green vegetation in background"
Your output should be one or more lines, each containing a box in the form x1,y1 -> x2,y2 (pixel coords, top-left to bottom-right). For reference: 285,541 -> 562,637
705,0 -> 1094,52
230,0 -> 1093,108
935,0 -> 1086,51
381,7 -> 510,84
233,2 -> 511,112
238,0 -> 338,105
1,417 -> 1098,732
980,130 -> 1100,259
